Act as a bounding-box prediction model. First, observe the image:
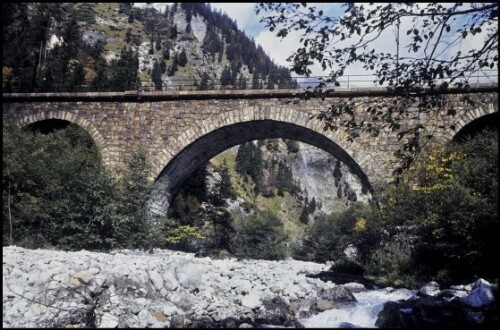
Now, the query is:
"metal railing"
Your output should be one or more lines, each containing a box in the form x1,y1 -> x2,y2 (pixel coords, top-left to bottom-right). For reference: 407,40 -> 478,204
4,71 -> 497,93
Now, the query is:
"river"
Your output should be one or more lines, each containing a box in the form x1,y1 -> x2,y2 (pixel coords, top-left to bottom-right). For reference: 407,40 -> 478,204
300,287 -> 415,328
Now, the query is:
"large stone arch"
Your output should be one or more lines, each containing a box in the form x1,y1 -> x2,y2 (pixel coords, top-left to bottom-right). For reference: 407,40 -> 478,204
150,107 -> 387,214
15,110 -> 111,167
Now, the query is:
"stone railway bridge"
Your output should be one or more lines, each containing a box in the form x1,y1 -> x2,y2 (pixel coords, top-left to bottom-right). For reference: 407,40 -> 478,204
3,85 -> 498,214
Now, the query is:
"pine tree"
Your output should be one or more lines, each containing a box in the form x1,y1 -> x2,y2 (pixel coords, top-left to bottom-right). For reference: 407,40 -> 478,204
299,206 -> 310,224
151,60 -> 162,90
163,47 -> 170,60
198,72 -> 210,91
252,70 -> 260,89
168,53 -> 179,77
170,24 -> 178,39
237,74 -> 247,90
236,142 -> 251,178
250,143 -> 264,194
220,66 -> 232,87
178,49 -> 188,67
160,60 -> 167,74
126,28 -> 132,43
155,35 -> 162,51
276,161 -> 293,197
213,159 -> 234,206
309,197 -> 317,214
91,58 -> 110,92
210,208 -> 235,252
109,47 -> 139,91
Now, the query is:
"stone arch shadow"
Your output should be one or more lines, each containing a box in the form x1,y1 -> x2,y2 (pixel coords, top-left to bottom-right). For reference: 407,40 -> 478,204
14,110 -> 111,167
452,112 -> 498,142
151,113 -> 386,215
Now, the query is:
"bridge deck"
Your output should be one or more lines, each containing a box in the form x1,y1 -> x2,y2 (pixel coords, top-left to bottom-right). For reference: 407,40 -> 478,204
2,84 -> 497,102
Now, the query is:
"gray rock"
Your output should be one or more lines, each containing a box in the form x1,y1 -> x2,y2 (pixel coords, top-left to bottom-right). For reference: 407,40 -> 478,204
99,313 -> 118,328
241,292 -> 262,309
460,286 -> 495,307
162,271 -> 179,290
314,298 -> 336,311
239,323 -> 253,328
73,271 -> 93,284
176,263 -> 202,290
342,282 -> 366,293
419,281 -> 440,297
169,314 -> 187,328
148,270 -> 163,290
170,293 -> 194,312
320,286 -> 357,304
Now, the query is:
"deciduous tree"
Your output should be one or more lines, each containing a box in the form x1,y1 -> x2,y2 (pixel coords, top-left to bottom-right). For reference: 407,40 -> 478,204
257,3 -> 498,173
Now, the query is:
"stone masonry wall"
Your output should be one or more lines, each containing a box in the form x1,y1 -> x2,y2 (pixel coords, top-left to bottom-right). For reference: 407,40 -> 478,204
2,88 -> 497,199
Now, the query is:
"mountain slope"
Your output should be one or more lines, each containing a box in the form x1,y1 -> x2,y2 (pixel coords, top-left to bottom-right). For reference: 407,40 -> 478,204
2,3 -> 296,92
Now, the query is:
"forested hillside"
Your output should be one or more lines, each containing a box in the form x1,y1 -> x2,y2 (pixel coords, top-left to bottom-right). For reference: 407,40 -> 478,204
2,3 -> 297,92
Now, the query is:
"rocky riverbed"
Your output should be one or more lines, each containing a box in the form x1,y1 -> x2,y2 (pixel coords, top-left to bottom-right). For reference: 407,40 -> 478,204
2,246 -> 498,328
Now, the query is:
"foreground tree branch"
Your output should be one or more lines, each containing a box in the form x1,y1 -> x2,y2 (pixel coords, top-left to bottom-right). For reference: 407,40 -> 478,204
257,2 -> 498,175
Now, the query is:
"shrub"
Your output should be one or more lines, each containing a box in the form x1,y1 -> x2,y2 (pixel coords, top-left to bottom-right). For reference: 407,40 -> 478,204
234,211 -> 289,260
364,243 -> 418,288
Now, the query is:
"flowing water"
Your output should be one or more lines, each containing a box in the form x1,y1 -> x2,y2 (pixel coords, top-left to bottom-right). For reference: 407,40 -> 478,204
300,288 -> 415,328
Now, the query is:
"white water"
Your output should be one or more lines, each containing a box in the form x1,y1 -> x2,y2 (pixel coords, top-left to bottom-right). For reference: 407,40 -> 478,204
300,288 -> 416,328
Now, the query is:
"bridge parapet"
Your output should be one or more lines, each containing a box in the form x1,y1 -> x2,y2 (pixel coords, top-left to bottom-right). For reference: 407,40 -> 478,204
3,83 -> 497,102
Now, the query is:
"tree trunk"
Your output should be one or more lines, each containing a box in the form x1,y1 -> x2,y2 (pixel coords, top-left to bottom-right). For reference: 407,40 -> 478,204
8,181 -> 13,245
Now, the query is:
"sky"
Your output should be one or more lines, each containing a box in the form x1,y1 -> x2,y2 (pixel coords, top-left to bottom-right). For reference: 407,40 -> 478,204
211,3 -> 344,79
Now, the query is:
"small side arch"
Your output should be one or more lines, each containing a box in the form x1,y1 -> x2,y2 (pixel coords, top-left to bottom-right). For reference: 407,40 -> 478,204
453,112 -> 498,142
15,110 -> 111,167
446,98 -> 498,141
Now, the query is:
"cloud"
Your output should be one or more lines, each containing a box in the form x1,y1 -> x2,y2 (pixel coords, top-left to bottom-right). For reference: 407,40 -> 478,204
210,3 -> 261,32
133,2 -> 171,14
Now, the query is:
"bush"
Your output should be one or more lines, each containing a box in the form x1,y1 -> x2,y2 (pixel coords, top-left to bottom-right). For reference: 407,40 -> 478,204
3,123 -> 117,250
293,203 -> 383,263
378,129 -> 498,284
364,243 -> 419,288
234,211 -> 289,260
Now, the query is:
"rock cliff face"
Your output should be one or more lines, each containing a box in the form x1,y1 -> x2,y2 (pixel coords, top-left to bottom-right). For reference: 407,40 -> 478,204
289,142 -> 372,214
207,140 -> 372,218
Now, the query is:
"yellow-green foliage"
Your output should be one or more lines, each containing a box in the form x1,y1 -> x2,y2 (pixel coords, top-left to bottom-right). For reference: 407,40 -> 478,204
353,217 -> 367,232
164,225 -> 204,244
412,145 -> 463,192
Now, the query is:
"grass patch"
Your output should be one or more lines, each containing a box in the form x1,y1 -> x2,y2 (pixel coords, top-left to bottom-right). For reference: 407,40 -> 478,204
93,3 -> 119,19
211,150 -> 235,169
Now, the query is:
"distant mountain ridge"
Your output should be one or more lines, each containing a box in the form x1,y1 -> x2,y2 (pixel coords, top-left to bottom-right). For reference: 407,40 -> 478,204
2,2 -> 297,92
